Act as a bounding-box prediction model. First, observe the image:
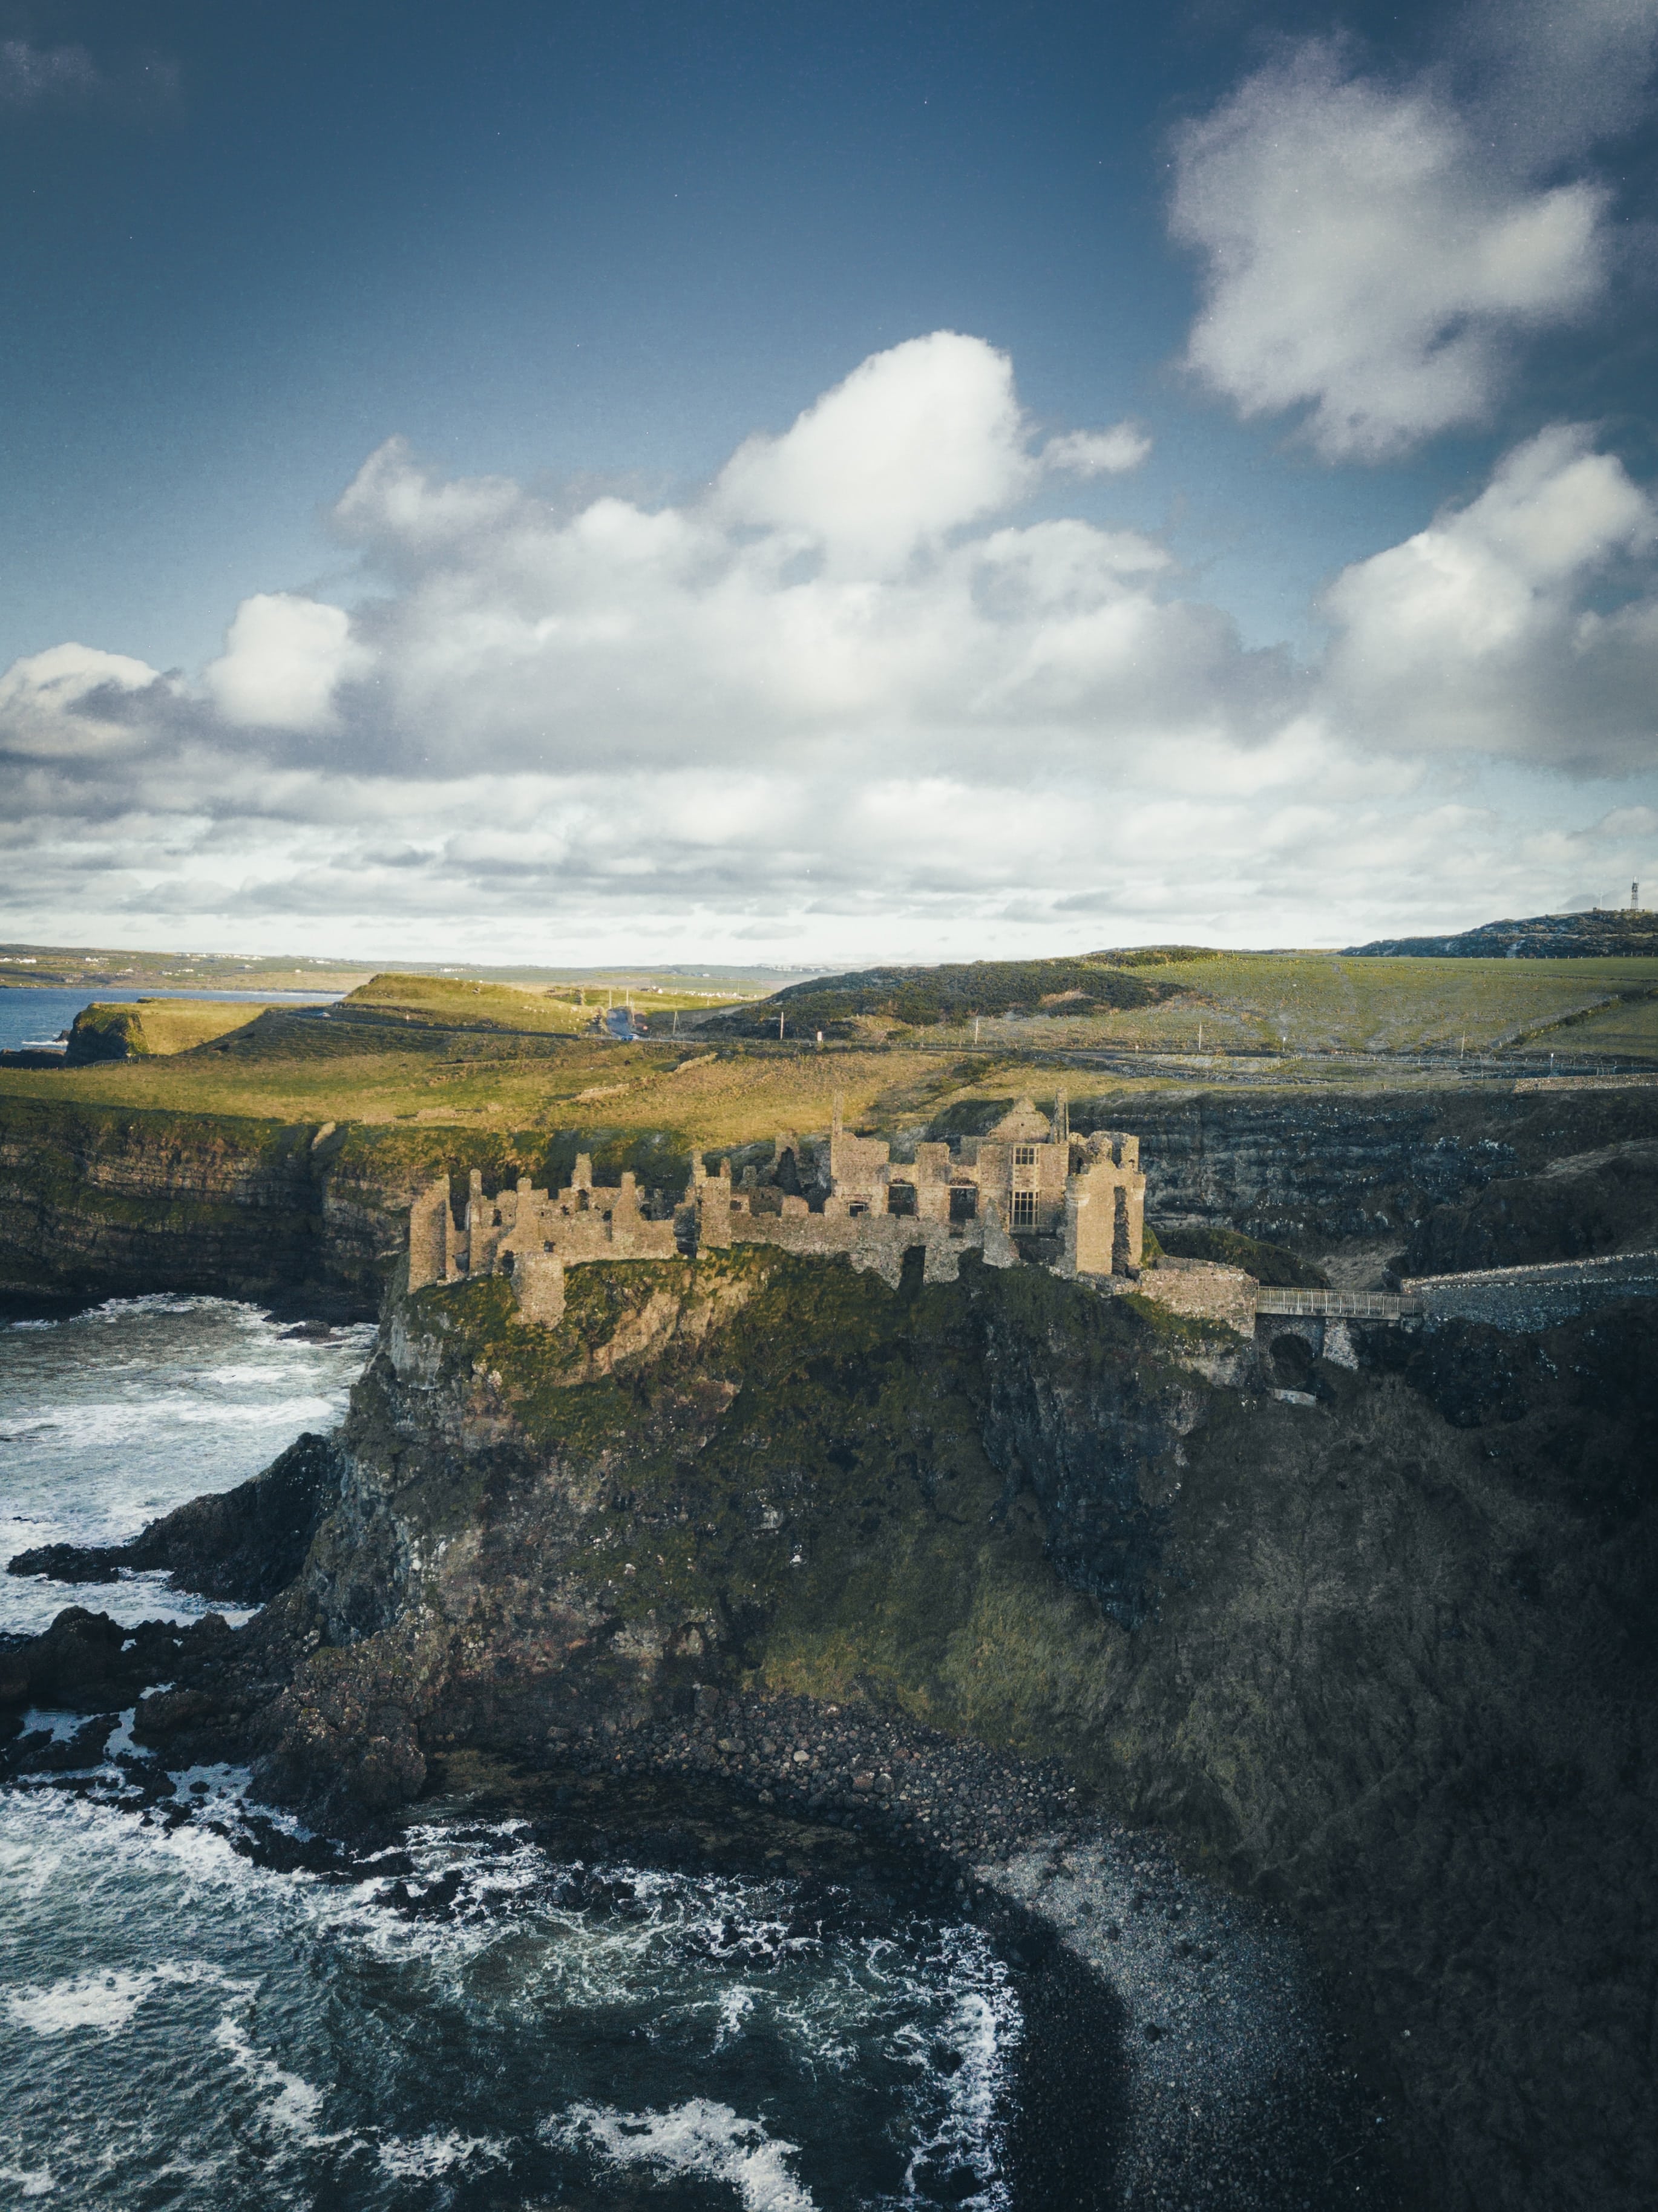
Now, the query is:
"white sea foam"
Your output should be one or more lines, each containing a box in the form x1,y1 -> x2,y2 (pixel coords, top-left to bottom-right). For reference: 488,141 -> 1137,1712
4,1393 -> 343,1449
713,1983 -> 756,2049
4,1961 -> 241,2038
552,2099 -> 818,2212
19,1710 -> 87,1745
377,2129 -> 511,2179
4,1969 -> 156,2037
886,1923 -> 1022,2211
87,1294 -> 250,1321
212,2013 -> 338,2143
0,2164 -> 54,2196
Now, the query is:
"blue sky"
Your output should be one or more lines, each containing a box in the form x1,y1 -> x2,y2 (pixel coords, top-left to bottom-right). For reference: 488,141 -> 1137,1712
2,0 -> 1657,960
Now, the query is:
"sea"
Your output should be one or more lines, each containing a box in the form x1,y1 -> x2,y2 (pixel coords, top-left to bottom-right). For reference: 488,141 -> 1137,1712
0,1298 -> 1393,2210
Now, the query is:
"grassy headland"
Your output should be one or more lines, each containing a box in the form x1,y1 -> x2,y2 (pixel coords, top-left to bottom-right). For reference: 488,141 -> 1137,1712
65,998 -> 281,1061
4,954 -> 1654,1166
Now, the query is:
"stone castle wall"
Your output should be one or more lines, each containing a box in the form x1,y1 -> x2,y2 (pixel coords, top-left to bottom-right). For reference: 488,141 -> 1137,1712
408,1095 -> 1152,1325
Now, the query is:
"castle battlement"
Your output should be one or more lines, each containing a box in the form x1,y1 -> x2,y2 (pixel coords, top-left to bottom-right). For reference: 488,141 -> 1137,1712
407,1094 -> 1146,1325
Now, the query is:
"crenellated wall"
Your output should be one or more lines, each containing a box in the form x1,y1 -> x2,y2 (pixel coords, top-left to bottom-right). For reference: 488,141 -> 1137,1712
408,1095 -> 1153,1322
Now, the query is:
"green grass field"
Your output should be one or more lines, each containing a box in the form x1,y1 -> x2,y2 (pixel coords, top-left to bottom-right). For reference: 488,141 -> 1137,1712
346,972 -> 755,1027
0,1020 -> 970,1148
1535,991 -> 1658,1061
4,952 -> 1654,1150
914,953 -> 1658,1058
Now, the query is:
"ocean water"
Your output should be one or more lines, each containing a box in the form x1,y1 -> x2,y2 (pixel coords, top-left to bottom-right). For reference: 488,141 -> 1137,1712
0,1297 -> 377,1637
0,1298 -> 1388,2209
0,1789 -> 1024,2211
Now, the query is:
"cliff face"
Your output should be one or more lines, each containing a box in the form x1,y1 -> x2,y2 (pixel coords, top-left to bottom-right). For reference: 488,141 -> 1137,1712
1401,1137 -> 1658,1274
0,1099 -> 534,1317
119,1246 -> 1637,2212
1081,1083 -> 1658,1251
0,1096 -> 695,1315
249,1253 -> 1204,1820
0,1096 -> 344,1311
5,1080 -> 1656,1317
7,1236 -> 1656,2208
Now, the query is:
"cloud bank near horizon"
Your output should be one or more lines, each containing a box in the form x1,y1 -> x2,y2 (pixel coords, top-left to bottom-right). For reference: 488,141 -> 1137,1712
2,330 -> 1654,962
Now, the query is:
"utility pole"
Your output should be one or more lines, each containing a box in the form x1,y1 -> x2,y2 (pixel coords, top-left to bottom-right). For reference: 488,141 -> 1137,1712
778,1010 -> 785,1041
974,1016 -> 980,1044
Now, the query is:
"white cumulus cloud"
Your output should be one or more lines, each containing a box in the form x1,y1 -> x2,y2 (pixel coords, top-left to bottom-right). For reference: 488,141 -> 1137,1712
204,594 -> 370,732
1040,425 -> 1152,478
1322,425 -> 1658,772
0,643 -> 169,760
1171,42 -> 1610,459
712,330 -> 1032,575
312,335 -> 1234,779
0,336 -> 1654,958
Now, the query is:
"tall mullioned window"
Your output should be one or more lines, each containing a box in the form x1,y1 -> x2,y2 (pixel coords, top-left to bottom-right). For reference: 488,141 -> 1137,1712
1011,1190 -> 1038,1228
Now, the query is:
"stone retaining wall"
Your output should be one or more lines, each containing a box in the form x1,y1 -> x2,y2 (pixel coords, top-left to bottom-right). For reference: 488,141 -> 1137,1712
1404,1249 -> 1658,1330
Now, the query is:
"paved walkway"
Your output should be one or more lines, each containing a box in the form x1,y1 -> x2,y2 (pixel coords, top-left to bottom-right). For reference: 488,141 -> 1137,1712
1257,1250 -> 1658,1327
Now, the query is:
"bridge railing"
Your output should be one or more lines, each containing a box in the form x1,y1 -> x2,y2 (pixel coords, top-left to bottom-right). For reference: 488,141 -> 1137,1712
1254,1288 -> 1421,1320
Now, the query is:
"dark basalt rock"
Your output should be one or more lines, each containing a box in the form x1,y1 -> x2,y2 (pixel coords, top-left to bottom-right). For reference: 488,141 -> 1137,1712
7,1430 -> 343,1604
0,1606 -> 237,1713
3,1217 -> 1656,2210
1401,1139 -> 1658,1275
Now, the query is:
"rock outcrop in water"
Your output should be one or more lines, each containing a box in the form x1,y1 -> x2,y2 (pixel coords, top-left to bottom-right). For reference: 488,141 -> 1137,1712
7,1430 -> 343,1604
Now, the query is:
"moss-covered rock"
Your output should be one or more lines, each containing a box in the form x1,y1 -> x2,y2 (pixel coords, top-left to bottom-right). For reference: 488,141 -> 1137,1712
1150,1221 -> 1329,1286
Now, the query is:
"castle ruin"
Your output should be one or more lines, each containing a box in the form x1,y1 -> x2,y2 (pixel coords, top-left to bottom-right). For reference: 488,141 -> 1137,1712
407,1095 -> 1147,1326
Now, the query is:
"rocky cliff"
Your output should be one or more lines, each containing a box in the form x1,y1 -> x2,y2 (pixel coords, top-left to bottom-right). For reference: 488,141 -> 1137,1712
1072,1081 -> 1658,1253
10,1243 -> 1654,2211
0,1097 -> 553,1317
7,1078 -> 1656,1318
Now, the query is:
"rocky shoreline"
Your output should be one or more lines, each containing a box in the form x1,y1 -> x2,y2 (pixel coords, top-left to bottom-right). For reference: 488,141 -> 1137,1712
0,1668 -> 1397,2211
547,1685 -> 1083,1860
5,1208 -> 1658,2210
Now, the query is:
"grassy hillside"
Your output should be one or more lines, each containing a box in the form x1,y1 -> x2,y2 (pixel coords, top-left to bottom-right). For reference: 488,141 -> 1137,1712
709,955 -> 1190,1036
725,951 -> 1658,1059
0,1023 -> 977,1148
1346,909 -> 1658,959
344,972 -> 752,1026
64,999 -> 275,1062
341,973 -> 593,1034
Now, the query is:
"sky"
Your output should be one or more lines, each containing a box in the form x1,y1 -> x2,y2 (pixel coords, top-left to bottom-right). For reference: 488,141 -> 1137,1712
2,0 -> 1657,964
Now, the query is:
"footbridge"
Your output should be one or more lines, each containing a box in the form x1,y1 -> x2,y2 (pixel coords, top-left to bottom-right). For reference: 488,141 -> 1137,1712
1254,1287 -> 1421,1321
